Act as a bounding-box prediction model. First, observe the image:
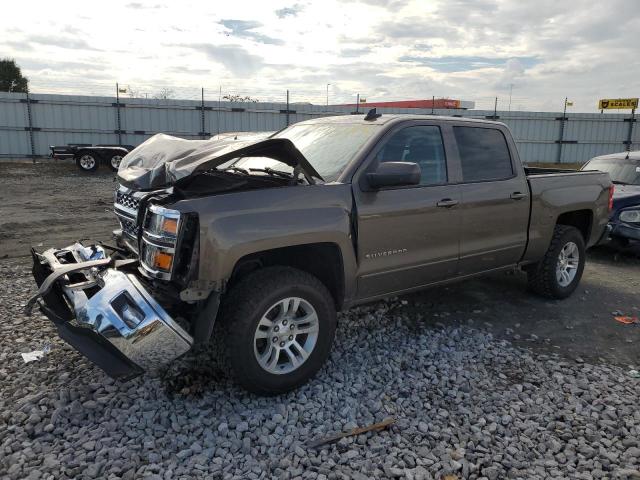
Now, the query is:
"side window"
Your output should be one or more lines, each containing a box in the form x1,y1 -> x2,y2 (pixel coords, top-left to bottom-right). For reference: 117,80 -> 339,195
453,127 -> 513,182
376,126 -> 447,185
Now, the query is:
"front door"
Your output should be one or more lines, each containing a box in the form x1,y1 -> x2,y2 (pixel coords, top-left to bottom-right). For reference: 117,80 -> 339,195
354,124 -> 462,299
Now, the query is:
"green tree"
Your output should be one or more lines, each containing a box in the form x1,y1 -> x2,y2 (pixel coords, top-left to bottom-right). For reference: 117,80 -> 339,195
0,58 -> 29,93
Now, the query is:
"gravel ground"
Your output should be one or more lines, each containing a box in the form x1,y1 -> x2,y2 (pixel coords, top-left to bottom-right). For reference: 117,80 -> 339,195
1,161 -> 640,479
2,258 -> 640,480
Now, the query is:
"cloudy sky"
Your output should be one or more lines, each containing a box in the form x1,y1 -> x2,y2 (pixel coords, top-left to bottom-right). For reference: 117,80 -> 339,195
2,0 -> 639,111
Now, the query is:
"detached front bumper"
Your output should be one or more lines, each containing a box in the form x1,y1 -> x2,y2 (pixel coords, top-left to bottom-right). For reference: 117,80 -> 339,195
28,243 -> 193,381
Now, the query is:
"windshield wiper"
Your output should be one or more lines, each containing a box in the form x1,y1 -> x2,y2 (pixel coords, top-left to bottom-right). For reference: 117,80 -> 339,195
611,180 -> 629,185
222,166 -> 250,175
248,167 -> 293,179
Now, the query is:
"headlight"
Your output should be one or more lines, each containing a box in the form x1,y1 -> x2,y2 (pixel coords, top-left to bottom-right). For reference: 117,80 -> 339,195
145,205 -> 180,240
140,205 -> 181,279
619,209 -> 640,224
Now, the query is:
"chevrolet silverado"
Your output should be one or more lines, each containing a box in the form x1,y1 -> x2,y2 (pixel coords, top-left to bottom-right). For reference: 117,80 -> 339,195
27,112 -> 612,394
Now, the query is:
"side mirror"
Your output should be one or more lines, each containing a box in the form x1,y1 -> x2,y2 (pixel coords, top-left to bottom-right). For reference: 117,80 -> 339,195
366,161 -> 421,189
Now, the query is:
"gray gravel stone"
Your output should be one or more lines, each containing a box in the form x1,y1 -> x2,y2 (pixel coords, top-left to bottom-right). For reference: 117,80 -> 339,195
1,262 -> 639,479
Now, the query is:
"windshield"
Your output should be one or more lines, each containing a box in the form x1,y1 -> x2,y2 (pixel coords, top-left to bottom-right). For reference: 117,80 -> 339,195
273,123 -> 382,182
585,158 -> 640,185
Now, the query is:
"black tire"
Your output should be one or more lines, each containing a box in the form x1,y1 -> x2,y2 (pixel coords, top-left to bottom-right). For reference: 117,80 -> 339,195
527,225 -> 586,299
75,151 -> 99,172
218,266 -> 336,394
108,152 -> 123,172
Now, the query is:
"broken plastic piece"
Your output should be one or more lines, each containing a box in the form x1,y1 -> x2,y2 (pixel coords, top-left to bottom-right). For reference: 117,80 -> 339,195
614,316 -> 639,325
21,344 -> 51,363
628,370 -> 640,378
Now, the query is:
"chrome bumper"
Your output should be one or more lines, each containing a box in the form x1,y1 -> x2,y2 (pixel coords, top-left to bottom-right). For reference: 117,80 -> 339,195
28,243 -> 193,380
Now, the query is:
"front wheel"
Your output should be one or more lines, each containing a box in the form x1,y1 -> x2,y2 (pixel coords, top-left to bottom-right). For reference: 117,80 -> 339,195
219,266 -> 337,394
527,225 -> 586,299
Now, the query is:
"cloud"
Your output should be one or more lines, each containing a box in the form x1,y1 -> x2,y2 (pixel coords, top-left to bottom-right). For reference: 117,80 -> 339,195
126,2 -> 165,9
181,44 -> 264,76
19,58 -> 108,72
340,47 -> 372,58
26,34 -> 99,51
398,55 -> 539,73
219,19 -> 284,45
5,0 -> 640,112
4,40 -> 32,51
377,17 -> 457,40
341,0 -> 410,8
275,4 -> 304,18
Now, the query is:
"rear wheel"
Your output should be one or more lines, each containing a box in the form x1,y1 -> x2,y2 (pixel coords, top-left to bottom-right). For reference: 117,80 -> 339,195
75,152 -> 98,172
219,266 -> 336,394
527,225 -> 586,299
108,153 -> 123,171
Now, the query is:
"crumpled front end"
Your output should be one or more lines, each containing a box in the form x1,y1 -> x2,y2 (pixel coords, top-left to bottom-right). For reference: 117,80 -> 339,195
27,242 -> 193,381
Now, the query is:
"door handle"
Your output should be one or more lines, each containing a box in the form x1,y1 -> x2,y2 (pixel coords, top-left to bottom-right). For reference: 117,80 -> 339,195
510,192 -> 527,200
436,198 -> 459,208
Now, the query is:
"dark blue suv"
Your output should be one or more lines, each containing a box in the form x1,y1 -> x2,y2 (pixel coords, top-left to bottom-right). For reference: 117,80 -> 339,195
582,151 -> 640,250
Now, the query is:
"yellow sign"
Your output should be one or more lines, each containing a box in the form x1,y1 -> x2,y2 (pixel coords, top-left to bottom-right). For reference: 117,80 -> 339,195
598,98 -> 638,110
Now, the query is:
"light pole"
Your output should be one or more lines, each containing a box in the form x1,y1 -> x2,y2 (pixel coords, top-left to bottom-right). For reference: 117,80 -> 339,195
326,83 -> 330,107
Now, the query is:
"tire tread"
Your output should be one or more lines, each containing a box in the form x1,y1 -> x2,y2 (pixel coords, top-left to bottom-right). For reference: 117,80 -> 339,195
527,225 -> 584,299
218,266 -> 335,394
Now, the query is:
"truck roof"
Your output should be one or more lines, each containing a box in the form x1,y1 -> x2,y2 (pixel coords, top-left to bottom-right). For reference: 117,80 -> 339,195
295,112 -> 505,128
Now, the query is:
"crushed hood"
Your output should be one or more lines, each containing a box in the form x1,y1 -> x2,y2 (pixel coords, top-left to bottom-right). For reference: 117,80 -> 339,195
117,132 -> 323,190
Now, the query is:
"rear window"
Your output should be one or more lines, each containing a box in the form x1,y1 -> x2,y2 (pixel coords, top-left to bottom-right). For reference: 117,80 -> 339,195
454,127 -> 513,182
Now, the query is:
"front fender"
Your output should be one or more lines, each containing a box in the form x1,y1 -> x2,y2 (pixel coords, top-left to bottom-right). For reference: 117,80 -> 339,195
172,183 -> 357,297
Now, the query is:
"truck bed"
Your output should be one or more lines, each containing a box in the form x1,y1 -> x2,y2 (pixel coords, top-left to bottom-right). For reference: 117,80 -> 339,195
522,167 -> 611,263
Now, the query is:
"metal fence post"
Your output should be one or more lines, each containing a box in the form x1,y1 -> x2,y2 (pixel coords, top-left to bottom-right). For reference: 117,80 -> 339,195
286,90 -> 290,126
200,87 -> 206,139
556,97 -> 568,163
626,108 -> 636,152
115,83 -> 122,146
25,87 -> 36,162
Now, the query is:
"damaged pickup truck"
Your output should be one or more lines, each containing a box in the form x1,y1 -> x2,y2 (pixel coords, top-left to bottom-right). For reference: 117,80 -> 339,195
27,112 -> 613,394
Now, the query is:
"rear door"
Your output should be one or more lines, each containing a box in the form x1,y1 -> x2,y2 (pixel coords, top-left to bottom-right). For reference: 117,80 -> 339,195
452,125 -> 529,274
354,122 -> 462,299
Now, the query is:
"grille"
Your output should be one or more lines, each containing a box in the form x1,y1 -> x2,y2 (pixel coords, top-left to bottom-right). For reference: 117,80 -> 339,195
115,190 -> 140,211
119,216 -> 139,238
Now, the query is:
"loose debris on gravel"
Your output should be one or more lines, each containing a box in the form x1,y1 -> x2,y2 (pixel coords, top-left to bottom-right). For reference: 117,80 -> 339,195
2,260 -> 640,479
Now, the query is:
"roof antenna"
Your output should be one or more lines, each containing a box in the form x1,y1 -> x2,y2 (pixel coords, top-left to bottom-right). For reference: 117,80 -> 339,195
364,108 -> 382,121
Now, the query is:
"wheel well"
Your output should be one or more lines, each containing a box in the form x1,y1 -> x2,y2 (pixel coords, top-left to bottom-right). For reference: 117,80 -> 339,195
75,149 -> 101,160
556,210 -> 592,241
229,243 -> 345,310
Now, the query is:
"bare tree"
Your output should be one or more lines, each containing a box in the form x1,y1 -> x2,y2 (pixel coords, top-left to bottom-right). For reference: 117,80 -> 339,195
126,86 -> 143,98
222,94 -> 259,103
154,88 -> 175,100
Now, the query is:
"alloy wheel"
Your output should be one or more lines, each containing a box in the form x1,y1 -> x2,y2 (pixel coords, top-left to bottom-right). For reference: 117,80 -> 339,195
253,297 -> 319,374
